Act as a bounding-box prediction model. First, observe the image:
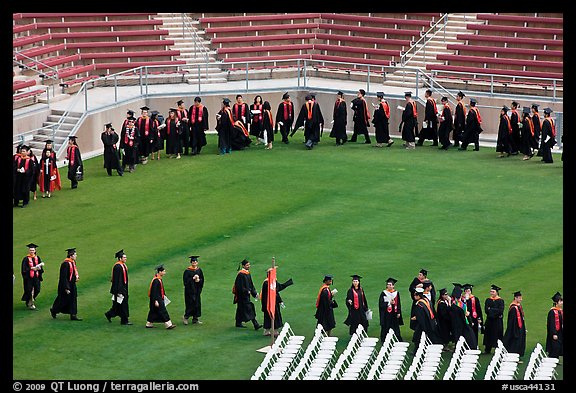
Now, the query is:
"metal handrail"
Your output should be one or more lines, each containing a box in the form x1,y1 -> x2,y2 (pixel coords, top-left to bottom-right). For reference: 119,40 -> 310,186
400,13 -> 449,66
12,50 -> 60,81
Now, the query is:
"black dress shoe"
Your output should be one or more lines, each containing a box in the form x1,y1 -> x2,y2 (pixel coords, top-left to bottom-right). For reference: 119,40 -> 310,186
105,312 -> 112,322
236,324 -> 247,328
254,323 -> 262,331
121,321 -> 133,325
50,308 -> 56,319
70,315 -> 83,321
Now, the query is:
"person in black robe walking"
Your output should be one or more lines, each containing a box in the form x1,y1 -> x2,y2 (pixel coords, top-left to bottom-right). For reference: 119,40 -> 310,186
520,107 -> 535,161
437,96 -> 453,150
329,91 -> 348,146
232,94 -> 251,131
275,92 -> 294,144
216,98 -> 234,155
449,284 -> 477,349
496,105 -> 513,158
292,94 -> 324,150
372,92 -> 393,148
546,292 -> 563,359
344,274 -> 369,335
249,95 -> 264,140
136,106 -> 155,163
162,108 -> 181,159
315,274 -> 338,336
378,277 -> 403,341
120,117 -> 140,171
540,107 -> 557,163
483,284 -> 504,354
104,249 -> 131,325
463,283 -> 483,345
176,99 -> 190,156
183,256 -> 204,325
260,269 -> 293,336
50,248 -> 82,321
28,147 -> 39,201
509,101 -> 521,155
233,259 -> 261,330
150,111 -> 163,161
531,104 -> 542,156
101,123 -> 123,176
65,136 -> 83,188
410,288 -> 441,354
146,264 -> 176,329
188,97 -> 209,155
38,140 -> 61,198
435,288 -> 453,350
417,89 -> 438,146
261,101 -> 275,150
399,91 -> 417,149
459,98 -> 482,151
453,91 -> 466,148
13,145 -> 34,208
503,291 -> 527,359
409,269 -> 435,305
20,243 -> 44,310
349,89 -> 371,144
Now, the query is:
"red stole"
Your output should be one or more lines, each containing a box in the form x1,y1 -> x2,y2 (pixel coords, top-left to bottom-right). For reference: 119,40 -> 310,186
502,114 -> 512,134
16,155 -> 30,171
385,289 -> 397,313
113,261 -> 127,284
66,146 -> 77,164
526,117 -> 535,137
381,101 -> 390,119
27,255 -> 39,278
551,307 -> 563,331
148,274 -> 165,298
191,104 -> 204,124
306,101 -> 314,120
283,102 -> 292,120
139,117 -> 151,136
427,97 -> 438,114
510,303 -> 524,328
65,257 -> 78,282
360,97 -> 370,121
316,284 -> 331,307
470,107 -> 482,124
233,103 -> 246,121
544,117 -> 556,137
352,287 -> 360,309
409,101 -> 417,118
252,104 -> 263,123
469,295 -> 478,318
124,127 -> 135,147
417,298 -> 434,319
177,108 -> 187,121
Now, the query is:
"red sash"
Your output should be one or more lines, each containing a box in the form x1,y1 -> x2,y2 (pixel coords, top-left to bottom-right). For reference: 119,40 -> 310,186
252,104 -> 263,123
16,155 -> 30,171
233,104 -> 246,121
65,257 -> 78,282
177,109 -> 188,121
113,261 -> 127,284
283,102 -> 292,120
124,127 -> 135,147
360,97 -> 371,121
551,308 -> 562,331
502,114 -> 512,134
316,284 -> 331,307
385,289 -> 397,313
470,107 -> 482,124
27,255 -> 39,278
544,117 -> 556,137
306,101 -> 313,120
470,295 -> 477,318
191,104 -> 204,124
410,101 -> 417,118
148,275 -> 165,298
66,146 -> 77,164
427,97 -> 438,115
417,298 -> 434,319
139,117 -> 151,136
381,101 -> 390,119
510,303 -> 523,329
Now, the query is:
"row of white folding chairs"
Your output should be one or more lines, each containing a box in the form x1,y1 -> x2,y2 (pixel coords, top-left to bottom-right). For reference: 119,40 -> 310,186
339,335 -> 379,380
404,332 -> 445,380
287,324 -> 326,380
301,337 -> 340,380
365,330 -> 410,380
251,323 -> 302,380
524,343 -> 560,380
484,340 -> 520,380
288,324 -> 339,380
443,336 -> 482,380
329,325 -> 376,380
264,335 -> 306,380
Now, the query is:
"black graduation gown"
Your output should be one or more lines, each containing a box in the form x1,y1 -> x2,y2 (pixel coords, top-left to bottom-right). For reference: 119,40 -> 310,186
38,149 -> 61,192
378,290 -> 403,341
436,299 -> 452,345
483,296 -> 504,349
502,303 -> 526,356
461,107 -> 482,149
29,153 -> 39,193
329,100 -> 347,141
51,259 -> 78,315
262,109 -> 274,143
520,116 -> 535,156
401,101 -> 417,142
344,286 -> 369,335
232,102 -> 251,130
438,104 -> 453,148
510,110 -> 521,154
136,117 -> 155,157
540,117 -> 556,163
546,308 -> 563,358
450,301 -> 478,348
216,108 -> 233,152
351,97 -> 370,140
101,131 -> 122,170
183,267 -> 204,319
66,145 -> 82,184
231,121 -> 252,150
21,255 -> 44,303
176,108 -> 190,152
13,154 -> 33,205
466,295 -> 483,342
315,285 -> 338,331
154,117 -> 165,152
275,101 -> 294,142
532,112 -> 542,150
412,299 -> 440,345
233,270 -> 258,323
120,125 -> 139,166
164,118 -> 180,155
453,101 -> 466,143
260,278 -> 293,329
147,275 -> 171,323
419,98 -> 438,141
249,103 -> 264,137
107,262 -> 129,322
293,101 -> 324,143
188,105 -> 209,152
372,102 -> 391,144
496,114 -> 512,154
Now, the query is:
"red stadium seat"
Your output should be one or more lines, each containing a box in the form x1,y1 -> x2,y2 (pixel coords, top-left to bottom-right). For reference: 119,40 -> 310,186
13,79 -> 36,92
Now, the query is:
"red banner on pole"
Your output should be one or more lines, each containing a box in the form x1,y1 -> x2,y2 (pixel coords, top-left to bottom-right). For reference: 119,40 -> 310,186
267,267 -> 277,320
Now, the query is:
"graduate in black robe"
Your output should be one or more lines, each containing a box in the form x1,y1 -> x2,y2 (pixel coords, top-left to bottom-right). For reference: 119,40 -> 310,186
20,243 -> 44,310
417,89 -> 438,146
546,292 -> 563,358
231,120 -> 252,150
437,96 -> 453,150
344,274 -> 369,335
459,98 -> 482,151
146,264 -> 176,329
540,108 -> 557,163
101,123 -> 123,176
411,289 -> 441,353
176,100 -> 190,155
162,108 -> 181,158
65,136 -> 83,188
520,107 -> 535,160
150,111 -> 163,160
496,105 -> 513,157
232,94 -> 251,131
261,101 -> 275,149
292,94 -> 324,149
120,117 -> 140,171
38,140 -> 61,198
449,285 -> 477,349
28,148 -> 39,201
188,97 -> 209,155
435,288 -> 453,349
275,92 -> 294,144
502,291 -> 526,357
50,248 -> 82,321
483,284 -> 505,354
216,99 -> 234,154
408,269 -> 435,305
399,91 -> 417,149
531,104 -> 542,154
183,256 -> 204,325
349,89 -> 371,143
260,270 -> 293,336
233,259 -> 261,330
13,145 -> 34,207
315,274 -> 338,335
104,250 -> 131,325
329,91 -> 348,146
249,95 -> 264,138
378,277 -> 403,341
509,101 -> 521,155
463,284 -> 483,345
453,91 -> 466,148
372,92 -> 393,147
136,106 -> 155,161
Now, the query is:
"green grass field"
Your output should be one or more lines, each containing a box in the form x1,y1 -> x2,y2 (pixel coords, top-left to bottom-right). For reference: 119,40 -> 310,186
13,134 -> 563,380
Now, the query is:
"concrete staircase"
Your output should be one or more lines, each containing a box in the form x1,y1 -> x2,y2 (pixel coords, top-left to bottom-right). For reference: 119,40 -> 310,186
27,109 -> 83,154
385,13 -> 483,89
153,13 -> 228,84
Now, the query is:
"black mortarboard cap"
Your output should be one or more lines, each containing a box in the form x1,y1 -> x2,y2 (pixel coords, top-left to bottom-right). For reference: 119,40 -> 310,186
282,92 -> 290,100
20,144 -> 29,150
115,249 -> 124,259
491,284 -> 502,292
463,283 -> 473,290
358,89 -> 366,96
422,281 -> 433,289
376,92 -> 384,98
68,135 -> 78,140
419,269 -> 428,276
552,292 -> 562,302
66,247 -> 76,256
502,105 -> 510,112
310,92 -> 316,98
522,107 -> 531,114
323,274 -> 333,282
452,286 -> 463,298
337,91 -> 344,96
140,106 -> 150,111
511,101 -> 519,107
194,96 -> 201,102
513,291 -> 522,297
351,274 -> 362,280
531,103 -> 539,109
127,116 -> 136,121
386,277 -> 397,284
127,110 -> 135,115
169,108 -> 177,112
543,107 -> 553,115
441,96 -> 448,101
189,255 -> 199,262
105,123 -> 112,128
305,94 -> 312,101
452,282 -> 462,288
404,91 -> 412,97
457,91 -> 465,98
27,243 -> 39,248
470,98 -> 477,105
222,98 -> 231,105
439,288 -> 447,296
240,258 -> 249,266
150,111 -> 159,117
156,264 -> 165,272
177,99 -> 184,105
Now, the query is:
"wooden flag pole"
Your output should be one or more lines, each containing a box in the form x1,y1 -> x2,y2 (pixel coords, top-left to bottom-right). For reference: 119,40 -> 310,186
270,256 -> 276,348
